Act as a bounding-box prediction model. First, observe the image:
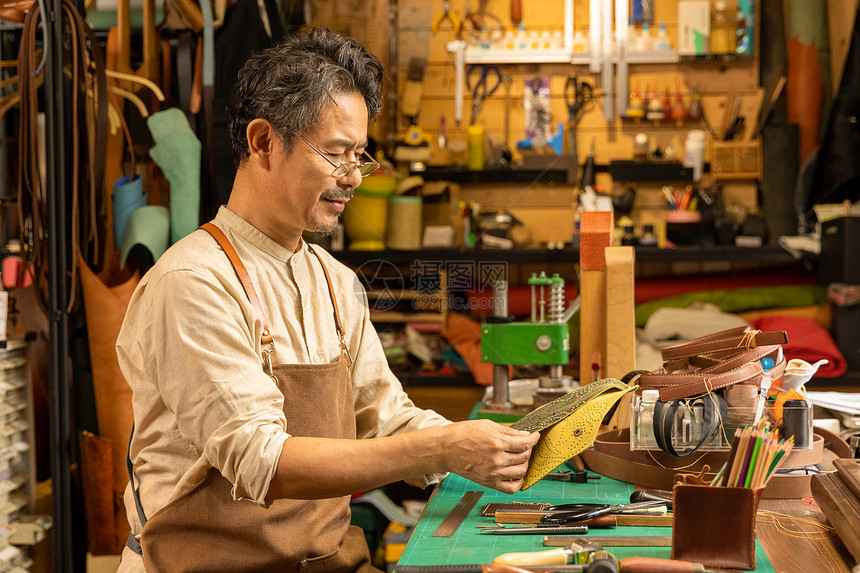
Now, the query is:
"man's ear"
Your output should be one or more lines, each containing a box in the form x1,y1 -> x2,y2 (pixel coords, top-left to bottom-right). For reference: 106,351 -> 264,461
246,119 -> 277,168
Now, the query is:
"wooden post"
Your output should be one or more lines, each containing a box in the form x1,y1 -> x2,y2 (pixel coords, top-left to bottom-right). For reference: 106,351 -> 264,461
579,211 -> 613,385
605,245 -> 636,429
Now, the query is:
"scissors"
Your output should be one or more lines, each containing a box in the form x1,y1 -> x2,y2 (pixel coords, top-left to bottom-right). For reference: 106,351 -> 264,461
564,75 -> 593,160
467,64 -> 502,125
539,500 -> 666,525
564,75 -> 594,125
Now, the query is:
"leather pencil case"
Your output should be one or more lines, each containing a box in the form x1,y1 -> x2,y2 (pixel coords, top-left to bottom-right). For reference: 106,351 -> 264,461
671,471 -> 763,570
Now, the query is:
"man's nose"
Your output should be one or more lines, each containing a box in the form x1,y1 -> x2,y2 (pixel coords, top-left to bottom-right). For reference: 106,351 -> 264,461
337,164 -> 363,189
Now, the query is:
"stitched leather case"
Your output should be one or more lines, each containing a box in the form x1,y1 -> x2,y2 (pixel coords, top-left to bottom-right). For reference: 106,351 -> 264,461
671,476 -> 763,570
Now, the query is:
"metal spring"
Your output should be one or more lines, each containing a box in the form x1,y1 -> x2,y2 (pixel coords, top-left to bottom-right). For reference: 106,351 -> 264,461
548,281 -> 564,323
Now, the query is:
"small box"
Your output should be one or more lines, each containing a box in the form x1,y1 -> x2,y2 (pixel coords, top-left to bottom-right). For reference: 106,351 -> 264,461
819,216 -> 860,285
630,396 -> 813,452
678,1 -> 711,55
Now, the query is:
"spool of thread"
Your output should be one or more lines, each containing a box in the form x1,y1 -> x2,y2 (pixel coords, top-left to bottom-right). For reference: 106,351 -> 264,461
850,434 -> 860,459
724,383 -> 759,428
467,124 -> 486,170
386,196 -> 423,250
780,400 -> 809,448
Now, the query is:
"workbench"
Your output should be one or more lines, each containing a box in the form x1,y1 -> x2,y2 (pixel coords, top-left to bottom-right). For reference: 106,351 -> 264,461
394,469 -> 855,572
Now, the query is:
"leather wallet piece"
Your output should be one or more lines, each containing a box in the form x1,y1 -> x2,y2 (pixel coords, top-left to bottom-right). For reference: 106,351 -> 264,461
511,379 -> 637,489
671,480 -> 763,570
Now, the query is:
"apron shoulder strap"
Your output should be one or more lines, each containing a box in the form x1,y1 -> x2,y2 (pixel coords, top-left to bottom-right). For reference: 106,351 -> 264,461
200,222 -> 274,347
307,245 -> 352,369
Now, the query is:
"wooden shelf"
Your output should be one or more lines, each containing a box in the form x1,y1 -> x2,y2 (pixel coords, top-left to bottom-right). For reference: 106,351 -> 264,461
333,245 -> 797,266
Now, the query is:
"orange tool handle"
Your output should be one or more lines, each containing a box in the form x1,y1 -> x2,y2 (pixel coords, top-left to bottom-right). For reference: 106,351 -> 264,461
620,557 -> 704,573
510,0 -> 522,25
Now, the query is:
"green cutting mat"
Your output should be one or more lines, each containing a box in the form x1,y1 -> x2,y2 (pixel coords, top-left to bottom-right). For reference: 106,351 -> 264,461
395,470 -> 775,572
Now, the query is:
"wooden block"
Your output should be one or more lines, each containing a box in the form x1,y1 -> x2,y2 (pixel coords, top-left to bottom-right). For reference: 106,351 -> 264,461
579,211 -> 613,270
811,471 -> 860,562
834,458 -> 860,502
579,268 -> 606,385
604,246 -> 636,430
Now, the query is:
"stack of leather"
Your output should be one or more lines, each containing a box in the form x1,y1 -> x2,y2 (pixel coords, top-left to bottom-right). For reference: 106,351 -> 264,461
811,458 -> 860,562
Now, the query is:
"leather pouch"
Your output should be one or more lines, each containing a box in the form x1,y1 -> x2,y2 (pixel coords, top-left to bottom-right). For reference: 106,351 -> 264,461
671,469 -> 762,570
80,430 -> 127,555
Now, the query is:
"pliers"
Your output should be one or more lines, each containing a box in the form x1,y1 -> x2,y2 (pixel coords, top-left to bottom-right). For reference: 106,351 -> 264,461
432,1 -> 462,35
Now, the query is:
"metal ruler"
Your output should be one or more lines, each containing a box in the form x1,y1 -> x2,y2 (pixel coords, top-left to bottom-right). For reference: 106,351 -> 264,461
479,525 -> 588,535
432,490 -> 483,537
543,534 -> 673,547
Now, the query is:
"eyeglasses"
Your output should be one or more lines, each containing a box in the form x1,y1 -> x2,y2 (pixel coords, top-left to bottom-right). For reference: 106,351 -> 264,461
295,134 -> 379,178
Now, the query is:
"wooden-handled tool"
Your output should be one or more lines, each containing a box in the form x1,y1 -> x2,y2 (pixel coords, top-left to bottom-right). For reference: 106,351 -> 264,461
510,0 -> 522,25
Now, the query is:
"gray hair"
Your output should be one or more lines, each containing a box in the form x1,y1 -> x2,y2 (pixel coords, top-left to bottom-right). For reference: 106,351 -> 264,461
228,28 -> 384,165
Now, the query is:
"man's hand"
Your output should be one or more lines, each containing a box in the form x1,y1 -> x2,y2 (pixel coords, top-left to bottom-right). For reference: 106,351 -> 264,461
437,420 -> 540,494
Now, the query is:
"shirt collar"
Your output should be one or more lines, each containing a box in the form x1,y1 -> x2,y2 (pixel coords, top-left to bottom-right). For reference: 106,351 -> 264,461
213,206 -> 306,262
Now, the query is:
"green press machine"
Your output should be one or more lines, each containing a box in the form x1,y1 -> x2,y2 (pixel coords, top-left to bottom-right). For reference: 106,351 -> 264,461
480,272 -> 580,419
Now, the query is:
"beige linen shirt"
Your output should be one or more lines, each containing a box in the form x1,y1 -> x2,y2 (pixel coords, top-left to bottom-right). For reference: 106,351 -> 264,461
117,207 -> 448,571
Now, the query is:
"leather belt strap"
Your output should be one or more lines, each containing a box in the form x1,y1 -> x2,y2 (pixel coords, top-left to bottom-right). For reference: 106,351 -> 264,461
638,326 -> 788,401
579,428 -> 828,499
653,394 -> 728,457
659,326 -> 788,361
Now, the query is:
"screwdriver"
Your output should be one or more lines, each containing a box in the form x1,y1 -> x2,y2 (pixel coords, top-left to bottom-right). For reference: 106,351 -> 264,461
488,551 -> 741,573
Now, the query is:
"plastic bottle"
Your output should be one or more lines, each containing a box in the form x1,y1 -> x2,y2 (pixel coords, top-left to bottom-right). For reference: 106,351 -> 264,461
627,91 -> 645,119
640,224 -> 658,246
528,29 -> 541,51
504,27 -> 516,50
646,93 -> 665,122
627,20 -> 638,51
655,23 -> 671,51
516,23 -> 528,51
636,21 -> 653,51
638,389 -> 660,448
683,129 -> 707,182
710,1 -> 735,54
541,29 -> 552,50
687,89 -> 703,121
573,24 -> 587,53
633,132 -> 649,158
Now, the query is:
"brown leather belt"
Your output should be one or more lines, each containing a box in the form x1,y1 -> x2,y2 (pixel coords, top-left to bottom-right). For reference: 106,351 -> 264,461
638,327 -> 788,401
579,427 -> 828,499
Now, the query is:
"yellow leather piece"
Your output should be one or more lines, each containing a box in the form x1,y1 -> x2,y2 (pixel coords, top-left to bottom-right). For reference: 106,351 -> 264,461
514,381 -> 637,490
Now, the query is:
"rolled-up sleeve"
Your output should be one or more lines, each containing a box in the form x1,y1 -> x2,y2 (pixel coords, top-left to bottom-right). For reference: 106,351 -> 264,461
343,279 -> 451,488
146,268 -> 289,504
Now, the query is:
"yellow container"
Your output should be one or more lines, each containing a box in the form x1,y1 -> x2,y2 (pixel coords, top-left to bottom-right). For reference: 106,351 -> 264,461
386,196 -> 423,250
343,175 -> 397,250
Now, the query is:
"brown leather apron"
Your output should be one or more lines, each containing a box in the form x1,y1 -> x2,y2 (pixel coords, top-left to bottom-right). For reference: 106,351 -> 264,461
128,224 -> 381,572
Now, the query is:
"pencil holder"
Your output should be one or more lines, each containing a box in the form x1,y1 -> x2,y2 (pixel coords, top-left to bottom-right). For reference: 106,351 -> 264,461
671,469 -> 763,570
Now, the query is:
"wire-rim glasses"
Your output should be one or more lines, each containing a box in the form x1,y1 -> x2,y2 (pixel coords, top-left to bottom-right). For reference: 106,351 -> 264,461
295,134 -> 379,178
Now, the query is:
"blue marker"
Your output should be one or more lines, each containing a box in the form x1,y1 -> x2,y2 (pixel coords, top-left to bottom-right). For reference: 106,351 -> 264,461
761,357 -> 774,371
